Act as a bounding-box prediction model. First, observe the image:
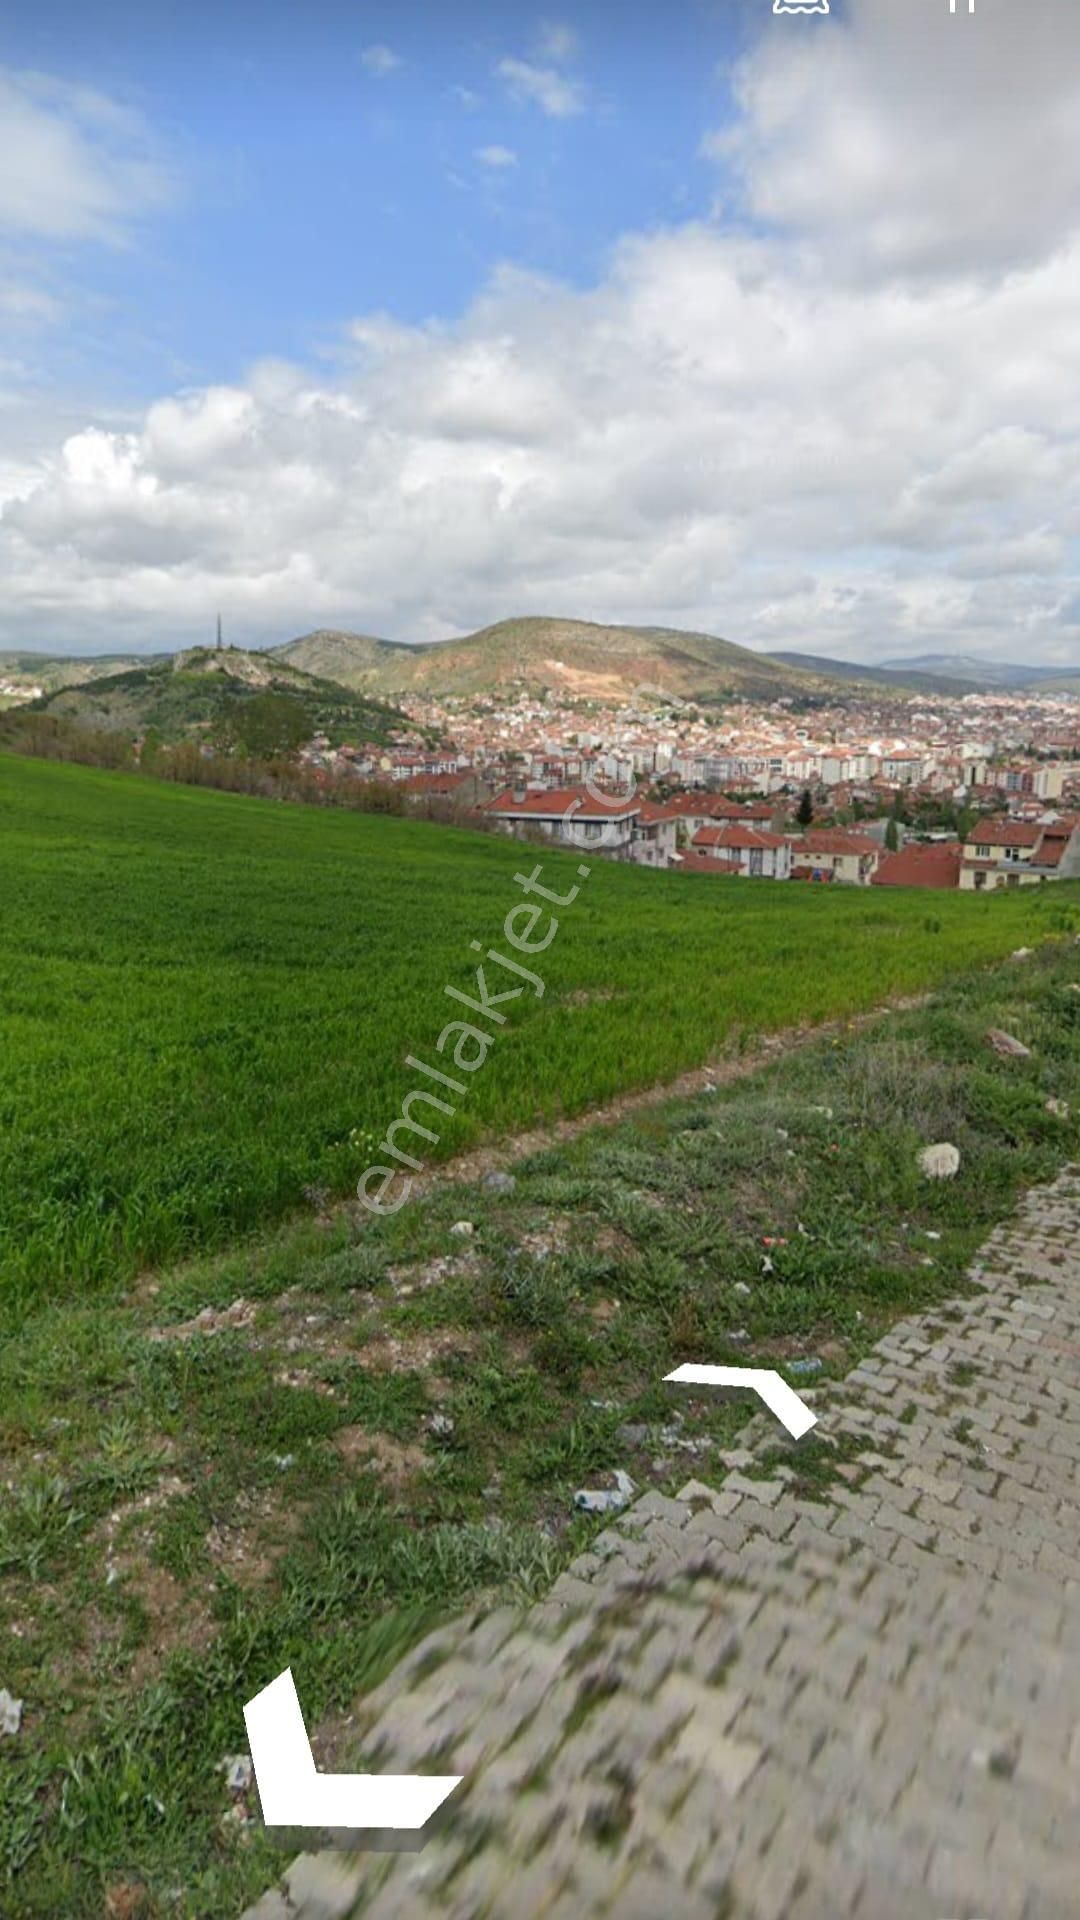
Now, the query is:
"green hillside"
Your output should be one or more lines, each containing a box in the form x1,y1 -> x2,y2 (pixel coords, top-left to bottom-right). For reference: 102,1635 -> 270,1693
2,752 -> 1077,1313
28,645 -> 411,746
272,615 -> 905,702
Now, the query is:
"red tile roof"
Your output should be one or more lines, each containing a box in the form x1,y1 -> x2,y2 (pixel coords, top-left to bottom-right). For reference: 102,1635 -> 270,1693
677,851 -> 742,875
965,819 -> 1042,848
483,786 -> 638,819
692,825 -> 788,851
400,770 -> 474,794
650,793 -> 750,820
871,843 -> 962,889
791,831 -> 882,857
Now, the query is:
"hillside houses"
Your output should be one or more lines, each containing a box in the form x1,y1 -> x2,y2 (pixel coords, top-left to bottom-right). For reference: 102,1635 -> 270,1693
959,816 -> 1080,890
789,830 -> 883,885
690,824 -> 793,879
280,669 -> 1080,889
482,786 -> 639,859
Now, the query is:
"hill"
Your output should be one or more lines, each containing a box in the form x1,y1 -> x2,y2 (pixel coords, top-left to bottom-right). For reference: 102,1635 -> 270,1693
272,616 -> 906,703
29,645 -> 413,747
881,653 -> 1079,693
768,650 -> 980,696
0,649 -> 161,700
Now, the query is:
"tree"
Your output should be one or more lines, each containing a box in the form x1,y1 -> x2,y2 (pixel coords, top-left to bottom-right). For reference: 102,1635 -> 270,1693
885,817 -> 900,852
140,726 -> 164,771
228,692 -> 311,760
796,788 -> 814,828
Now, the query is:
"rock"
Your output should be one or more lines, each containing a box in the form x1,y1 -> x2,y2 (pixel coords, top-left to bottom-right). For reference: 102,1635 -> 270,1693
809,1105 -> 834,1119
574,1469 -> 635,1515
1010,947 -> 1034,960
789,1357 -> 823,1377
449,1220 -> 474,1237
919,1142 -> 961,1180
1046,1097 -> 1070,1119
728,1328 -> 751,1344
0,1688 -> 22,1736
482,1171 -> 516,1195
987,1028 -> 1032,1059
429,1413 -> 454,1438
615,1422 -> 650,1447
218,1754 -> 254,1793
970,1735 -> 1021,1780
732,1281 -> 752,1297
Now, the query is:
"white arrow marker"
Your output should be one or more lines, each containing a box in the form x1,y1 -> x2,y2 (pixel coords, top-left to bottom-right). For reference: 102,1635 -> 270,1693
243,1668 -> 463,1831
665,1364 -> 818,1440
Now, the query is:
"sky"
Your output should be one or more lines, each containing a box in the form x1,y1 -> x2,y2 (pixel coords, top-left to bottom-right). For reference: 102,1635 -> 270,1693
1,0 -> 1079,667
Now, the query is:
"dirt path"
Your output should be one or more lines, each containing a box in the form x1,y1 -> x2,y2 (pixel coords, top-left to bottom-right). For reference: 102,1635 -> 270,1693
368,991 -> 932,1206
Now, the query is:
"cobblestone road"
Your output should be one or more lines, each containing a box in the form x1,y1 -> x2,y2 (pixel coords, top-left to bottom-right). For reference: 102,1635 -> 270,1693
244,1167 -> 1080,1920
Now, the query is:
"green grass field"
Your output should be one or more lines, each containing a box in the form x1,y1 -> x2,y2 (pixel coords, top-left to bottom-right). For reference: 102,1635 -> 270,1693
2,752 -> 1078,1315
1,939 -> 1078,1918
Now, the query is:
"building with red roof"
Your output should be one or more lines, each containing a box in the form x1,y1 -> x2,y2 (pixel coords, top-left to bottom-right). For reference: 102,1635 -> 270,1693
871,842 -> 963,889
786,830 -> 883,886
690,824 -> 792,879
959,815 -> 1080,890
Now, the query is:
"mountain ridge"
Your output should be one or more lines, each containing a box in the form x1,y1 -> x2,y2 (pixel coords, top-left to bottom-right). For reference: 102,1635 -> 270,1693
25,647 -> 412,747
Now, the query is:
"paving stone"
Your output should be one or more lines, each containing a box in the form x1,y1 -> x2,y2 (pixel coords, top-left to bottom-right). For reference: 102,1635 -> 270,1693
241,1165 -> 1080,1920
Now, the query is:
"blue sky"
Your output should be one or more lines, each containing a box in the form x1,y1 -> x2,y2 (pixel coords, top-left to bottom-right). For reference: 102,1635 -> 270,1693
1,0 -> 1078,667
3,0 -> 761,406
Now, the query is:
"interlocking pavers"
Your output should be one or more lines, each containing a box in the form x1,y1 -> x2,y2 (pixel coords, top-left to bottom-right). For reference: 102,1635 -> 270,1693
243,1165 -> 1080,1920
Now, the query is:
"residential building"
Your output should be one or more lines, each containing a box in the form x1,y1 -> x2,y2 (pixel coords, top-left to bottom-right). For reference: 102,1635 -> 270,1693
788,830 -> 882,885
690,824 -> 793,879
482,785 -> 639,859
959,816 -> 1080,889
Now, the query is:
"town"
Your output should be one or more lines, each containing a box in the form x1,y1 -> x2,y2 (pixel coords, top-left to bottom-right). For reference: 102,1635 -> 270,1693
297,679 -> 1080,890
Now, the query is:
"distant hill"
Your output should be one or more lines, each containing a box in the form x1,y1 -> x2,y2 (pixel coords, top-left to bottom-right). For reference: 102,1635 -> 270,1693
768,651 -> 979,696
30,647 -> 412,747
0,650 -> 162,696
272,617 -> 899,703
880,653 -> 1076,692
1028,673 -> 1080,696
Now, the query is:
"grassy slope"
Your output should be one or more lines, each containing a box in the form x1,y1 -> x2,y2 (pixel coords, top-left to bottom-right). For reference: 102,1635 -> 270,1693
3,754 -> 1080,1313
0,942 -> 1078,1917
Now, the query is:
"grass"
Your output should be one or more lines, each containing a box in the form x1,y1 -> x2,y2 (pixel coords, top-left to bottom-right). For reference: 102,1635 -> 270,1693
1,938 -> 1079,1916
3,752 -> 1079,1314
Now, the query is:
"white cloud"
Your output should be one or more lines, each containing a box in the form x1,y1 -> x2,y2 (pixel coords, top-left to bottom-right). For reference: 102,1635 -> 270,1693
535,22 -> 579,64
3,0 -> 1080,666
495,56 -> 586,118
450,85 -> 482,109
475,145 -> 518,169
716,0 -> 1080,283
360,45 -> 402,77
0,66 -> 176,244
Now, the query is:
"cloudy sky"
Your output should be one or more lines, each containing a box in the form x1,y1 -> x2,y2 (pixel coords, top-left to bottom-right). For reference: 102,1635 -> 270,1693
1,0 -> 1078,666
